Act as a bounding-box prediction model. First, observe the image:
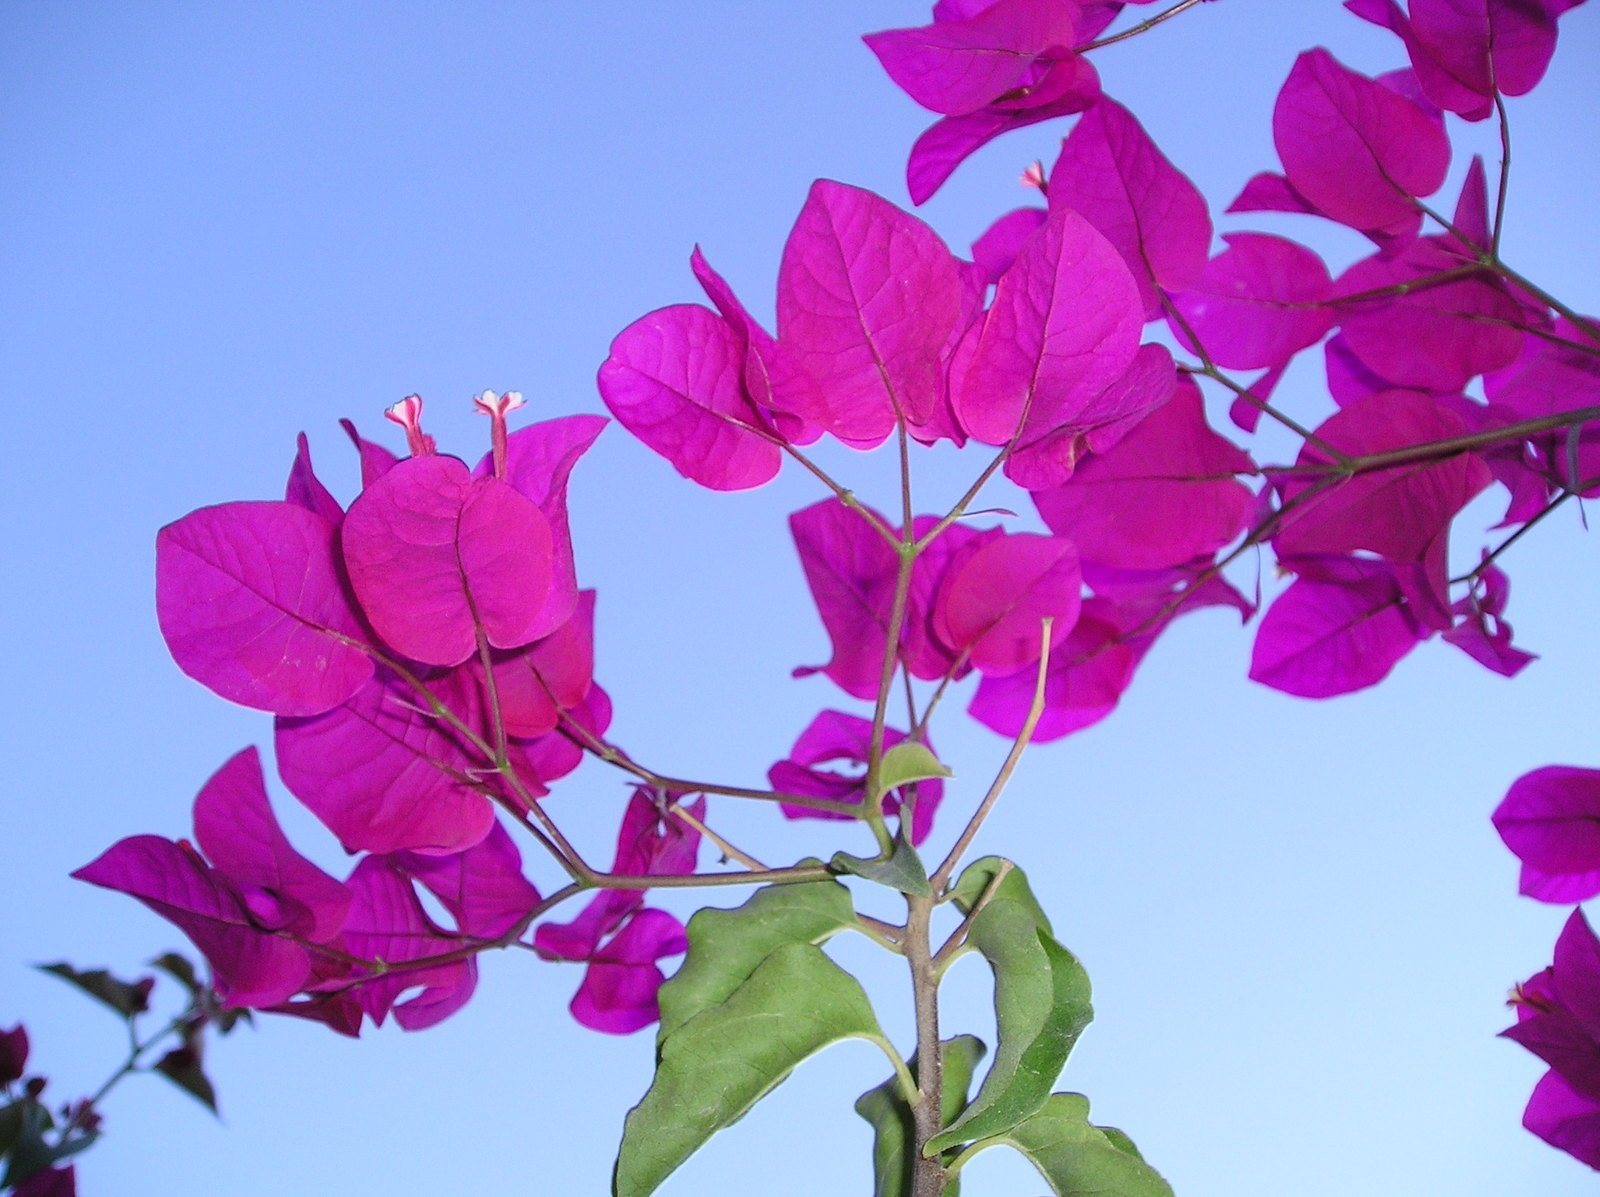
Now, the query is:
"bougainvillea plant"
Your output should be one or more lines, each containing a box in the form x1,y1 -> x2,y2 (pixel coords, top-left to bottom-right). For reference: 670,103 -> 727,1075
7,1 -> 1598,1194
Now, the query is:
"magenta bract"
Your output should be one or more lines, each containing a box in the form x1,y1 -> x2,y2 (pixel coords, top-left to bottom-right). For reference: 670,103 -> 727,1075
156,501 -> 374,716
903,59 -> 1101,204
1048,96 -> 1212,318
599,303 -> 782,491
192,747 -> 350,942
768,710 -> 944,845
1503,910 -> 1600,1168
933,532 -> 1081,676
474,415 -> 607,639
535,790 -> 701,1034
777,181 -> 962,446
73,835 -> 317,1009
1273,48 -> 1449,238
953,204 -> 1144,450
341,455 -> 555,666
1334,240 -> 1525,392
1494,766 -> 1600,903
1249,559 -> 1427,698
391,821 -> 541,941
1169,233 -> 1334,371
276,666 -> 498,856
1032,378 -> 1255,570
342,856 -> 477,1031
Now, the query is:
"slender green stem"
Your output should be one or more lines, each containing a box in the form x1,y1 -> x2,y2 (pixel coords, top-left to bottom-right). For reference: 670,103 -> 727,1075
1075,0 -> 1207,52
1492,91 -> 1512,257
905,893 -> 947,1197
930,623 -> 1054,892
561,718 -> 868,817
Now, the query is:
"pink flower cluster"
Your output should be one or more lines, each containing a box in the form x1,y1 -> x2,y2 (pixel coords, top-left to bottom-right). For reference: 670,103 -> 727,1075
76,404 -> 699,1035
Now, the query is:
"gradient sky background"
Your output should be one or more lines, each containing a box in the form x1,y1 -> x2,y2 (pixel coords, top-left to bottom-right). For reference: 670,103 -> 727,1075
4,3 -> 1599,1194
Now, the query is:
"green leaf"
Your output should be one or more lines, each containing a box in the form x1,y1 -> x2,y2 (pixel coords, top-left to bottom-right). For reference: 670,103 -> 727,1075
615,942 -> 884,1197
37,962 -> 151,1018
154,1047 -> 219,1115
0,1098 -> 55,1188
831,829 -> 932,898
0,1099 -> 28,1159
656,874 -> 858,1042
854,1035 -> 986,1197
961,1093 -> 1173,1197
150,952 -> 201,996
872,741 -> 952,801
926,864 -> 1092,1153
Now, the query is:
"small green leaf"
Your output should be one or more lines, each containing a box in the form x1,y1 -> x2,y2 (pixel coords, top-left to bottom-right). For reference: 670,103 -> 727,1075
656,874 -> 857,1042
0,1098 -> 55,1188
615,942 -> 884,1197
0,1099 -> 28,1158
926,865 -> 1092,1153
37,962 -> 152,1018
154,1047 -> 219,1115
150,952 -> 201,996
873,741 -> 952,801
831,830 -> 932,898
961,1093 -> 1173,1197
854,1035 -> 986,1197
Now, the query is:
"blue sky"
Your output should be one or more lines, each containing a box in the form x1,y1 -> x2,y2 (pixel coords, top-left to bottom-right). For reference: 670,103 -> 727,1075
3,3 -> 1599,1194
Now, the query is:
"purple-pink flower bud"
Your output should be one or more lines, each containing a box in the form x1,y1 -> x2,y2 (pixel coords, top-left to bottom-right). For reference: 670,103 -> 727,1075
474,388 -> 526,478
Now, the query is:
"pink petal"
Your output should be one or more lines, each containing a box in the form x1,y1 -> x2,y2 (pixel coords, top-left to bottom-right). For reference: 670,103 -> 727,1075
905,57 -> 1102,204
1493,766 -> 1600,901
1522,1069 -> 1600,1170
790,499 -> 900,700
475,415 -> 607,640
392,821 -> 541,940
1273,390 -> 1493,566
74,837 -> 311,1008
1048,97 -> 1212,317
1031,377 -> 1255,569
967,600 -> 1138,741
285,432 -> 344,526
777,180 -> 962,444
192,747 -> 349,942
1273,48 -> 1450,237
275,667 -> 496,856
484,589 -> 597,739
156,501 -> 374,716
954,204 -> 1142,446
342,857 -> 475,1031
690,247 -> 824,444
971,207 -> 1047,285
597,304 -> 780,491
342,455 -> 554,666
863,0 -> 1081,116
1168,233 -> 1334,370
933,532 -> 1082,676
1333,240 -> 1525,392
1249,567 -> 1427,697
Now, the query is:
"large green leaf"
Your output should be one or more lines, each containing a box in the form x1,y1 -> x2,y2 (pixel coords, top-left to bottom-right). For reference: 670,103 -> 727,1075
615,942 -> 885,1197
656,875 -> 858,1042
926,863 -> 1092,1153
854,1035 -> 986,1197
961,1093 -> 1173,1197
831,829 -> 932,898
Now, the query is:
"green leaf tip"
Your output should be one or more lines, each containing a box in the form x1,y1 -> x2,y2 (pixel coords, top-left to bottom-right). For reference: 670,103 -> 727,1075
614,941 -> 886,1197
872,741 -> 953,801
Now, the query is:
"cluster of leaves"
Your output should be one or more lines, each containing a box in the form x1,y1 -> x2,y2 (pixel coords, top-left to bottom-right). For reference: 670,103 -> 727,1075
1,955 -> 239,1197
36,0 -> 1599,1192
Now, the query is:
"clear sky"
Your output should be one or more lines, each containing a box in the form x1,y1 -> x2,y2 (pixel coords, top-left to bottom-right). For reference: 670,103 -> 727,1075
4,3 -> 1599,1195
